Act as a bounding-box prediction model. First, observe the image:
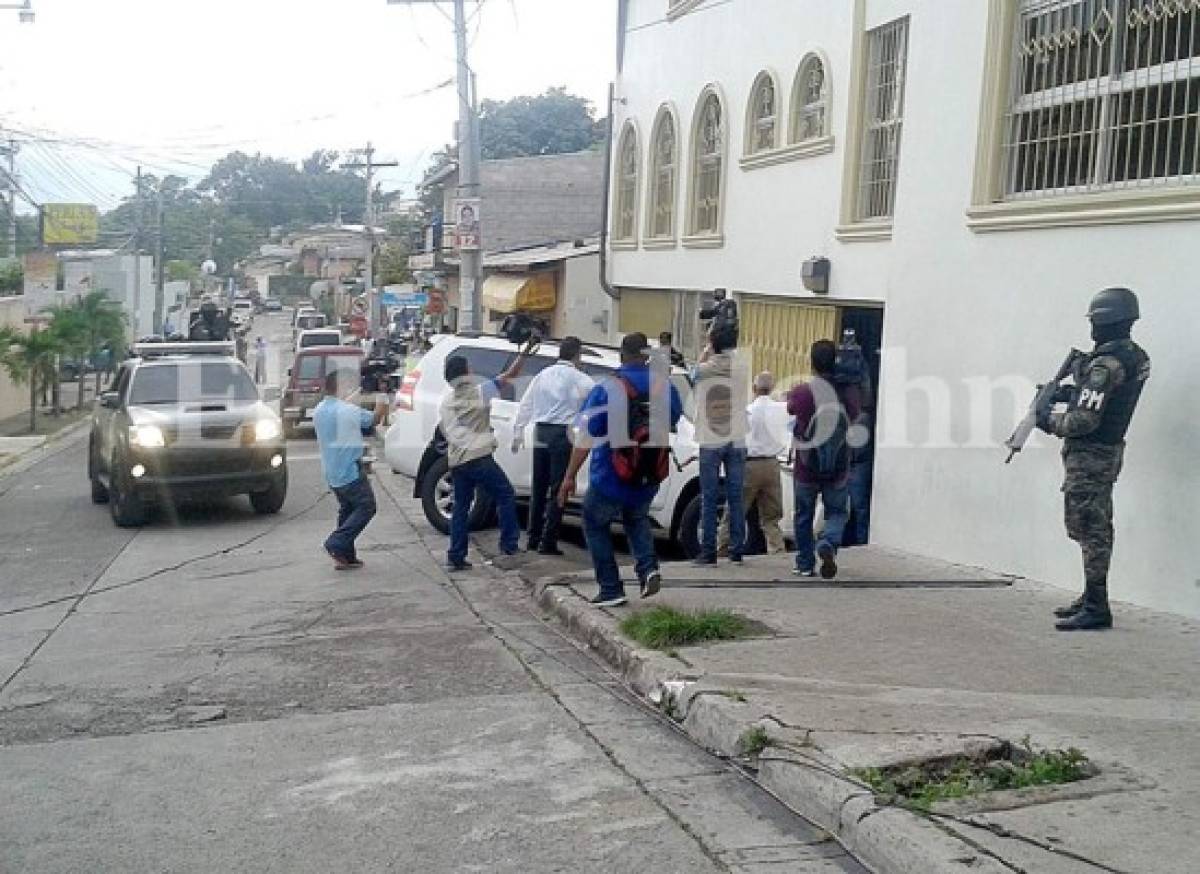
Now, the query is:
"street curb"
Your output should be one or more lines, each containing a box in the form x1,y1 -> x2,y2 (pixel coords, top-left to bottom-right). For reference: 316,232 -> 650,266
522,572 -> 1015,874
0,417 -> 91,480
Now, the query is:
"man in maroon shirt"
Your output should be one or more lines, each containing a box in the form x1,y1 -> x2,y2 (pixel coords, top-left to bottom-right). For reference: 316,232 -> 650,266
787,340 -> 861,579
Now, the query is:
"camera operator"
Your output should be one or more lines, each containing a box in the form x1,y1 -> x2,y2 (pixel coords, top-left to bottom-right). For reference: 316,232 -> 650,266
691,299 -> 749,565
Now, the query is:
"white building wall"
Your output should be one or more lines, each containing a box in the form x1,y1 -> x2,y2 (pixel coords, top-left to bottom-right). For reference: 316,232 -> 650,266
555,254 -> 618,346
614,0 -> 1200,616
91,255 -> 155,339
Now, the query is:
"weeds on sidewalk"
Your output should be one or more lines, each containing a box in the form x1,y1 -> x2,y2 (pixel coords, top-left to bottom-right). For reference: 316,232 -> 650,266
739,725 -> 770,756
853,737 -> 1093,812
619,605 -> 751,649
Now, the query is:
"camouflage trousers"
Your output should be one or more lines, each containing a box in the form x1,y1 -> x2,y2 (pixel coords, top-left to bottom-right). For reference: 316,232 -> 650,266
1061,443 -> 1124,586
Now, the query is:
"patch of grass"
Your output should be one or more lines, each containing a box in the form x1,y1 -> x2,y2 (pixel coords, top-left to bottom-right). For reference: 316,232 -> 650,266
853,739 -> 1092,812
739,725 -> 771,756
619,605 -> 751,649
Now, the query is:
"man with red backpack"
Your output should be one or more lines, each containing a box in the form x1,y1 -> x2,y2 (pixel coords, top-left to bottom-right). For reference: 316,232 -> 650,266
558,333 -> 684,607
788,340 -> 862,579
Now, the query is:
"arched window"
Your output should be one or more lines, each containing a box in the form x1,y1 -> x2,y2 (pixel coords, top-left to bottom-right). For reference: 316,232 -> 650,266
792,53 -> 830,143
689,89 -> 725,237
746,72 -> 779,155
647,107 -> 679,240
613,123 -> 639,242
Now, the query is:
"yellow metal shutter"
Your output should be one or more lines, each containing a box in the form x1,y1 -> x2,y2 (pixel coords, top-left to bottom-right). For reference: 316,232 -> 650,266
617,289 -> 675,336
740,298 -> 839,386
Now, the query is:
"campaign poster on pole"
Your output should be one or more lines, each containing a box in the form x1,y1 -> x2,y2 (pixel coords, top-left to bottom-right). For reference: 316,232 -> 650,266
453,198 -> 481,252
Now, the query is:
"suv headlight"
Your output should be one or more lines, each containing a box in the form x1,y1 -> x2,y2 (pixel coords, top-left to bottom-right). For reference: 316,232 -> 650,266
130,424 -> 166,448
254,418 -> 281,442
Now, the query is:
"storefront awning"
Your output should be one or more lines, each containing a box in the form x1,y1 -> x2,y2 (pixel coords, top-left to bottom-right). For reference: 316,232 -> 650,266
480,272 -> 556,314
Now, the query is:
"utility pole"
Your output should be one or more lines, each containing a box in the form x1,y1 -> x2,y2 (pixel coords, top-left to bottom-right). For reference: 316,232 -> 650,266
153,183 -> 165,335
387,0 -> 482,330
344,142 -> 397,338
133,166 -> 143,338
1,139 -> 17,259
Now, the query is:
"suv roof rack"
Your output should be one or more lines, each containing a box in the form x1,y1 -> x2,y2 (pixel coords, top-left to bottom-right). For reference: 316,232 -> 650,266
133,341 -> 237,359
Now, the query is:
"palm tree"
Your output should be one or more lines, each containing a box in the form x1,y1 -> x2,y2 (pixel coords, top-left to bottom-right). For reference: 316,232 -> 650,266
44,302 -> 87,415
0,325 -> 62,434
71,291 -> 128,407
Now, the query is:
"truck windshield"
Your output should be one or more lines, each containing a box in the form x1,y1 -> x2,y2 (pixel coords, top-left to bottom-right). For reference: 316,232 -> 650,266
129,362 -> 258,405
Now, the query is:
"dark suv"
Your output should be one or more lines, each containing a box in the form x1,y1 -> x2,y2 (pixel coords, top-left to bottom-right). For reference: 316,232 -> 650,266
88,342 -> 288,527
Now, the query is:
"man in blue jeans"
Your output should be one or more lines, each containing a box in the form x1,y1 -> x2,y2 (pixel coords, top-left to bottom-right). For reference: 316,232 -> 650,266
439,345 -> 531,571
691,327 -> 748,565
558,333 -> 683,607
313,369 -> 390,570
787,340 -> 861,579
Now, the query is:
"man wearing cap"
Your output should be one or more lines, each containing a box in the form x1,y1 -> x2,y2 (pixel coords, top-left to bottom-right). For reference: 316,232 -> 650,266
558,333 -> 683,608
1037,287 -> 1150,631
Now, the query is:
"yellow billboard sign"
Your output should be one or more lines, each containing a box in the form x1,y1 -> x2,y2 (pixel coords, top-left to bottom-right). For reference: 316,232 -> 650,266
42,203 -> 99,246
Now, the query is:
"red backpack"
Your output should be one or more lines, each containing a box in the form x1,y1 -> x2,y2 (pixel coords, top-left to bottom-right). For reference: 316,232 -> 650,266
610,376 -> 671,488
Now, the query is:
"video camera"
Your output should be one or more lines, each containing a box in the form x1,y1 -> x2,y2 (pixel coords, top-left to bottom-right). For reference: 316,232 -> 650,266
699,287 -> 739,350
499,313 -> 548,350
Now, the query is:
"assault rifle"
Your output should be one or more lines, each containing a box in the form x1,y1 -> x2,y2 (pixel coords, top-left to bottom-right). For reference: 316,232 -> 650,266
1005,348 -> 1085,463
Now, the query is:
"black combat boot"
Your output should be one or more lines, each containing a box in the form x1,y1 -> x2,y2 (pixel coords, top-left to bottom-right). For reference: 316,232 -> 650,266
1054,594 -> 1085,618
1055,581 -> 1112,631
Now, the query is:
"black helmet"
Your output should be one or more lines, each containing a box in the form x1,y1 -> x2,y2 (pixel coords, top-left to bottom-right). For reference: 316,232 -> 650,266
1087,287 -> 1139,325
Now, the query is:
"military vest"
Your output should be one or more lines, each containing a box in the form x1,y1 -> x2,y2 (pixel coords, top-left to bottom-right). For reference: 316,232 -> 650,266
1070,339 -> 1150,447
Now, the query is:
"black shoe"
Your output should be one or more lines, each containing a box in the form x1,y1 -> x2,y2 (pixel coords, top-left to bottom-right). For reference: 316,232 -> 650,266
1055,607 -> 1113,631
537,545 -> 565,557
1054,596 -> 1085,618
691,555 -> 717,566
729,554 -> 744,564
590,593 -> 628,608
446,560 -> 473,572
526,540 -> 540,553
817,543 -> 838,579
641,570 -> 662,599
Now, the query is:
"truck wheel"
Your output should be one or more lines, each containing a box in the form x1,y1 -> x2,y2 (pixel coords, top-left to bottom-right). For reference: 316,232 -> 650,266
420,455 -> 493,535
108,459 -> 146,528
88,436 -> 108,504
250,470 -> 288,514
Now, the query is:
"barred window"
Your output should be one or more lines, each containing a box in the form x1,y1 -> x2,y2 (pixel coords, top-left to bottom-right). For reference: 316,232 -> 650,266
1004,0 -> 1200,198
857,18 -> 910,221
649,109 -> 678,239
793,53 -> 831,142
747,73 -> 779,154
690,92 -> 725,235
614,124 -> 639,241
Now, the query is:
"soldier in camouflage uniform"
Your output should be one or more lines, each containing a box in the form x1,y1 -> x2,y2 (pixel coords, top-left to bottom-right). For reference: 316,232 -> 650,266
1038,287 -> 1150,631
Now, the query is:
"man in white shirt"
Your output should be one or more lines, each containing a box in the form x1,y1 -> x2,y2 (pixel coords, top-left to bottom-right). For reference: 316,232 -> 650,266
719,371 -> 787,555
512,336 -> 594,555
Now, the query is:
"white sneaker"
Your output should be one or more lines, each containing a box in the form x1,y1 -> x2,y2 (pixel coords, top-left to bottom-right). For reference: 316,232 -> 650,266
641,570 -> 662,599
590,593 -> 628,608
793,567 -> 815,578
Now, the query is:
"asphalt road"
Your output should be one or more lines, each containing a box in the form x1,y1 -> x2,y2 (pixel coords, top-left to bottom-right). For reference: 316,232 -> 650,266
0,312 -> 866,873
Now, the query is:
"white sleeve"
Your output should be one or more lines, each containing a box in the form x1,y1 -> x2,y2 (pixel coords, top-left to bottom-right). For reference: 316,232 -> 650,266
513,371 -> 541,433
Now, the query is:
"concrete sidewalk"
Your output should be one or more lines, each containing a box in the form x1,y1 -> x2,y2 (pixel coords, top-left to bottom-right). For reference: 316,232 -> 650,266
523,546 -> 1197,874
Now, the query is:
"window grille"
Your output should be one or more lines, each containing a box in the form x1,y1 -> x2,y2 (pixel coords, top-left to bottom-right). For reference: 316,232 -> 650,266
692,94 -> 725,234
794,54 -> 830,142
650,112 -> 678,238
857,18 -> 910,221
749,75 -> 778,153
616,126 -> 639,240
1004,0 -> 1200,198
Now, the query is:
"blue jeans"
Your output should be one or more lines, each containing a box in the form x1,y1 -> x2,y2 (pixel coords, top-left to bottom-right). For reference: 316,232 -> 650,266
846,461 -> 872,546
582,490 -> 657,599
699,444 -> 746,560
448,455 -> 520,564
793,481 -> 849,572
325,476 -> 377,560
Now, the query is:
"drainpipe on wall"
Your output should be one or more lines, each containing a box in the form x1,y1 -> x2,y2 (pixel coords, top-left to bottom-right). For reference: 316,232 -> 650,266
598,81 -> 620,302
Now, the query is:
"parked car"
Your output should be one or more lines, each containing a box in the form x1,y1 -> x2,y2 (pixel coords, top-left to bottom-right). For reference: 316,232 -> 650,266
294,328 -> 343,353
232,299 -> 254,324
262,297 -> 283,312
382,333 -> 753,558
88,341 -> 288,527
292,306 -> 316,328
280,345 -> 366,438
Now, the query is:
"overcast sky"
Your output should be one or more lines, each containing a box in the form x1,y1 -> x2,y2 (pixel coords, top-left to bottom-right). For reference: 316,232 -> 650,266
0,0 -> 616,212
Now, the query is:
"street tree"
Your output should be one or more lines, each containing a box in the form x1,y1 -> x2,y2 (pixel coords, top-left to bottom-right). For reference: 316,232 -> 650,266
0,324 -> 60,434
70,291 -> 127,406
479,88 -> 604,159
